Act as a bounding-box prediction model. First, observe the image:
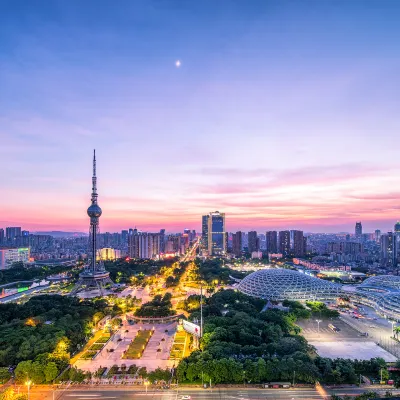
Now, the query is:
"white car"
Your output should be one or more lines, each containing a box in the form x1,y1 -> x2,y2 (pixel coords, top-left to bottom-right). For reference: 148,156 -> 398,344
180,396 -> 191,400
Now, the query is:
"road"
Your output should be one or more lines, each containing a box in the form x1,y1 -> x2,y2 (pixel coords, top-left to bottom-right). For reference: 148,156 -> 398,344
22,385 -> 400,400
181,239 -> 199,263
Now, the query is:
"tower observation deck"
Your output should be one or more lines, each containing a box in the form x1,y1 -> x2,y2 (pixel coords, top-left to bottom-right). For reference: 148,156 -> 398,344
70,150 -> 114,296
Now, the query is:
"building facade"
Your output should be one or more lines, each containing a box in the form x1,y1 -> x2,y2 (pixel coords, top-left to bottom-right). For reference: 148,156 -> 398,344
248,231 -> 259,253
355,222 -> 362,238
0,247 -> 30,270
232,231 -> 242,257
201,211 -> 226,256
266,231 -> 278,253
279,231 -> 291,256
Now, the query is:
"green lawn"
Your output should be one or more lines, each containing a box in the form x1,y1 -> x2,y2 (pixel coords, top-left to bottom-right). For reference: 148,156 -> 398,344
122,329 -> 153,359
80,350 -> 98,360
90,343 -> 105,351
96,334 -> 111,343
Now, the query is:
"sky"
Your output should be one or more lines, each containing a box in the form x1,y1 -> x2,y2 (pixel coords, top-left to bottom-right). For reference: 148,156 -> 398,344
1,0 -> 400,234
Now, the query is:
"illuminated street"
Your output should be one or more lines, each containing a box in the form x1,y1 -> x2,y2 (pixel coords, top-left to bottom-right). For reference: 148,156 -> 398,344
22,385 -> 400,400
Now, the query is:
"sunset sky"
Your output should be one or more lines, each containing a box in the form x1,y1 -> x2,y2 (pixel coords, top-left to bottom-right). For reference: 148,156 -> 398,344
1,0 -> 400,233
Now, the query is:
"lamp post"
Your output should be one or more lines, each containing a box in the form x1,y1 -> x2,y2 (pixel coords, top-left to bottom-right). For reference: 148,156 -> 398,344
316,319 -> 322,334
390,320 -> 396,338
25,380 -> 32,400
144,380 -> 149,393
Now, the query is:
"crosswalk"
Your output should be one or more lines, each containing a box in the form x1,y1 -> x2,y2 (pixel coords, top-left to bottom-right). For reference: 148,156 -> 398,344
302,327 -> 336,334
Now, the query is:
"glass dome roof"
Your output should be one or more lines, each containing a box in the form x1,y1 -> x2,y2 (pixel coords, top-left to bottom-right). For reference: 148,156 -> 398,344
359,275 -> 400,291
238,268 -> 341,301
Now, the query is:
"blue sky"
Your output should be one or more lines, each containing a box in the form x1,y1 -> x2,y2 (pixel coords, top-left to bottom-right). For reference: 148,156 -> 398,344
1,0 -> 400,232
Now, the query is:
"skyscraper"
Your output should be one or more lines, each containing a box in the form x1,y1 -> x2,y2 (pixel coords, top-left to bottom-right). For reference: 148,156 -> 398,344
279,231 -> 290,256
266,231 -> 278,253
355,222 -> 362,238
0,229 -> 4,245
380,232 -> 397,269
121,230 -> 128,245
70,150 -> 114,296
232,231 -> 242,257
248,231 -> 259,253
375,229 -> 381,243
201,215 -> 209,249
128,228 -> 139,258
159,229 -> 166,253
292,230 -> 305,257
6,227 -> 21,243
202,211 -> 226,255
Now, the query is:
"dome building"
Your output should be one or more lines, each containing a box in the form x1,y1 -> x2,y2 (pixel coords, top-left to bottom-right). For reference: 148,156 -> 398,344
351,275 -> 400,320
238,268 -> 341,301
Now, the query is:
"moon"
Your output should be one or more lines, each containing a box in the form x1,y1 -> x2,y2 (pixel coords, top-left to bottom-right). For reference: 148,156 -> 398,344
175,60 -> 181,68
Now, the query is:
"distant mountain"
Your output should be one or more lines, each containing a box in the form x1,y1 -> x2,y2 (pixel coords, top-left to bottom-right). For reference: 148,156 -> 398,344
32,231 -> 88,237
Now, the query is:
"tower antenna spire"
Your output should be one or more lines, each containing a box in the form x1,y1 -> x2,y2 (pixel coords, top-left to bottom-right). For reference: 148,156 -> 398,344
91,149 -> 98,204
69,149 -> 114,296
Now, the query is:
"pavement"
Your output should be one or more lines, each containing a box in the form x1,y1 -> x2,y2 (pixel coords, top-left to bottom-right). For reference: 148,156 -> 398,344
298,316 -> 398,361
20,385 -> 400,400
74,322 -> 177,372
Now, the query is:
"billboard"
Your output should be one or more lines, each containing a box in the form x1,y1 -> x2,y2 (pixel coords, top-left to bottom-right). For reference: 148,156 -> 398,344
182,319 -> 201,338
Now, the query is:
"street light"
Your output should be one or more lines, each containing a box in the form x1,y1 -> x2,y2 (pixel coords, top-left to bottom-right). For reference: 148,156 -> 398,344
316,319 -> 322,333
390,320 -> 396,337
25,380 -> 32,400
144,380 -> 149,393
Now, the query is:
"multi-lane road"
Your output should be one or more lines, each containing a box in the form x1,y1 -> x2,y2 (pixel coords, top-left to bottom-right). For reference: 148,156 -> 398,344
23,385 -> 400,400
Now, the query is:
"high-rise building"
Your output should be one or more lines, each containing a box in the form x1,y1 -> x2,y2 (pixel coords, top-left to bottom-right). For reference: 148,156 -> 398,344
266,231 -> 278,253
128,230 -> 160,259
201,215 -> 209,249
279,231 -> 290,256
303,236 -> 307,256
292,230 -> 304,257
6,227 -> 22,243
159,229 -> 166,253
121,230 -> 128,245
232,231 -> 242,257
355,222 -> 362,238
248,231 -> 259,253
128,229 -> 139,258
380,232 -> 397,269
202,211 -> 226,255
375,229 -> 381,243
0,229 -> 4,245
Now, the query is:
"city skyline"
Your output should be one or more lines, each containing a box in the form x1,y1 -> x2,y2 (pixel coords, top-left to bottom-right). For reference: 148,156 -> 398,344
1,1 -> 400,232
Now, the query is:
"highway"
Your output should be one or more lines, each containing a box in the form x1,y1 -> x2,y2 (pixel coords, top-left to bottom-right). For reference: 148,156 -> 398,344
23,385 -> 400,400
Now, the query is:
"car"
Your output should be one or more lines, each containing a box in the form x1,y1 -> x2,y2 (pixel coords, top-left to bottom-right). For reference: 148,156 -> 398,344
180,396 -> 191,400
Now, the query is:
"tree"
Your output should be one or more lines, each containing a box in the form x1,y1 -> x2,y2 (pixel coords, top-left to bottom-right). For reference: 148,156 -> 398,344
30,361 -> 45,384
44,362 -> 59,383
0,388 -> 28,400
68,367 -> 86,382
15,361 -> 33,382
0,367 -> 11,383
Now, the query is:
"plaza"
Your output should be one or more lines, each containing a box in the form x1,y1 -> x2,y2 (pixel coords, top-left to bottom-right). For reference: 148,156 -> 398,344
74,321 -> 178,373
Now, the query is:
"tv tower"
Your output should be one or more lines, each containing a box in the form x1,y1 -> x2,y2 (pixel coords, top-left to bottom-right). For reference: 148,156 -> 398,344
70,150 -> 114,296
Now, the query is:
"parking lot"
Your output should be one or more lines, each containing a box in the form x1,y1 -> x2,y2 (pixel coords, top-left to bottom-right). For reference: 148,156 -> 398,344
298,318 -> 397,361
298,318 -> 364,342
